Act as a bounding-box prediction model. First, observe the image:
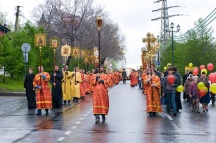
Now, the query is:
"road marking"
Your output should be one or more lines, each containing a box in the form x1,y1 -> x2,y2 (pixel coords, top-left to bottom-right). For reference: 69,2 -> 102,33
109,84 -> 119,94
76,121 -> 81,124
87,112 -> 90,114
65,131 -> 71,135
57,137 -> 65,142
71,126 -> 76,129
83,114 -> 88,116
166,113 -> 173,120
80,118 -> 85,120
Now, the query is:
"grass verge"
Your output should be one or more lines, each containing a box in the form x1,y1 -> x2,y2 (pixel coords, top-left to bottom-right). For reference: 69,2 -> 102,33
0,76 -> 24,92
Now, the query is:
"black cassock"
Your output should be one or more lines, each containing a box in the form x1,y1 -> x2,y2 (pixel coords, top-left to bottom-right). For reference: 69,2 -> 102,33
50,70 -> 63,108
24,74 -> 36,109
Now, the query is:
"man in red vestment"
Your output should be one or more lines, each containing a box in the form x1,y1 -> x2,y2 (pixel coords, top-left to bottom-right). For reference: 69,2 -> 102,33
144,69 -> 162,117
79,70 -> 86,98
92,76 -> 109,123
130,69 -> 137,87
33,66 -> 52,115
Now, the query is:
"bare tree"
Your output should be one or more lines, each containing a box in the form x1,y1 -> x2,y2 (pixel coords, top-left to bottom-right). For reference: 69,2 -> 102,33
33,0 -> 126,65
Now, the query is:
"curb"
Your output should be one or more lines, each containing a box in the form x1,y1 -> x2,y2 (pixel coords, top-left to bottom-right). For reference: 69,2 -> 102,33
0,92 -> 25,96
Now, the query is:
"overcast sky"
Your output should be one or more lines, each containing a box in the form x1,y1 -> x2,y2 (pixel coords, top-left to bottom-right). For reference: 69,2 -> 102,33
0,0 -> 216,69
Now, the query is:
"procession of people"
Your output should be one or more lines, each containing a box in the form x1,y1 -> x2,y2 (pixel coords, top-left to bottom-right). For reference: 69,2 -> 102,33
24,65 -> 122,123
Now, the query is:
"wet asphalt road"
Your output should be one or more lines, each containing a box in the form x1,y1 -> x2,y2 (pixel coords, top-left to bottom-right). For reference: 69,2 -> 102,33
0,82 -> 216,143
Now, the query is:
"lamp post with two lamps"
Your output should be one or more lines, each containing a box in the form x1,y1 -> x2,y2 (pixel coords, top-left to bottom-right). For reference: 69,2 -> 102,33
165,22 -> 180,66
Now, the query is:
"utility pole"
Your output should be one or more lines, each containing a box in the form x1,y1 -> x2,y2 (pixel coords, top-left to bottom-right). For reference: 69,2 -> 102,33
15,6 -> 22,32
152,0 -> 181,45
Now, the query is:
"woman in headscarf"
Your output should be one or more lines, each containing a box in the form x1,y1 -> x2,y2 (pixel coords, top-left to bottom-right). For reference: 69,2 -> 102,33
199,72 -> 210,113
184,74 -> 193,105
190,76 -> 200,113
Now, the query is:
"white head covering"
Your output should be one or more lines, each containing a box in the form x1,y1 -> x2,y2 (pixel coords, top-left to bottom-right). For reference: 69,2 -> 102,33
187,74 -> 193,79
192,76 -> 198,80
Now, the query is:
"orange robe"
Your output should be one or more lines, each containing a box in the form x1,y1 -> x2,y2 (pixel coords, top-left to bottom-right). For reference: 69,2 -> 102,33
93,83 -> 109,115
142,73 -> 147,94
80,73 -> 85,97
108,73 -> 113,87
84,74 -> 91,93
33,72 -> 52,109
135,71 -> 139,84
100,73 -> 109,88
114,72 -> 120,85
90,74 -> 96,92
130,72 -> 137,87
144,74 -> 162,113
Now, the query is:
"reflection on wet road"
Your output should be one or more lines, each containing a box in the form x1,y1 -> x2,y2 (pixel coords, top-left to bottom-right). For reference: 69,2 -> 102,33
0,82 -> 216,143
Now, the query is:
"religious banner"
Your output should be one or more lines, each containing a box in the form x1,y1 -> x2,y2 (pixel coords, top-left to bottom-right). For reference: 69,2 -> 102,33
80,50 -> 85,57
51,38 -> 59,49
95,58 -> 99,64
34,33 -> 46,47
61,44 -> 71,57
84,57 -> 89,63
72,47 -> 80,57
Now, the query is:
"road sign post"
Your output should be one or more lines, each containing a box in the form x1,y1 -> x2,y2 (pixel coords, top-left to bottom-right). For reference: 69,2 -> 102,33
21,43 -> 31,77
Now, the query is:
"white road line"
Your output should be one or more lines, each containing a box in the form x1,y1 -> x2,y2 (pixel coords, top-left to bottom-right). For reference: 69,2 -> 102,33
87,112 -> 90,114
166,113 -> 173,120
83,114 -> 88,116
109,84 -> 119,94
57,137 -> 65,142
70,126 -> 76,129
65,131 -> 71,135
76,121 -> 81,124
80,118 -> 85,120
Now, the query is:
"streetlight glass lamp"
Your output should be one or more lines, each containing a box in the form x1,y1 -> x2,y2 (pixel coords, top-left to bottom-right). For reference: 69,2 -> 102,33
170,22 -> 174,29
177,24 -> 180,32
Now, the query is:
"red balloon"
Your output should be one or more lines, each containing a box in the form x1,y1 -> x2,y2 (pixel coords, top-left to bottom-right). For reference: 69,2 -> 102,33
199,89 -> 207,97
207,63 -> 214,71
167,75 -> 175,84
209,73 -> 216,83
193,69 -> 199,76
200,65 -> 205,70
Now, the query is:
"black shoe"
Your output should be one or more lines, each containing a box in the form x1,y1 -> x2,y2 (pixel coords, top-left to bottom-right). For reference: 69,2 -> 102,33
206,109 -> 208,112
203,110 -> 206,113
173,113 -> 177,116
102,115 -> 106,121
95,119 -> 100,123
63,100 -> 66,105
149,112 -> 154,117
45,109 -> 49,115
153,112 -> 156,116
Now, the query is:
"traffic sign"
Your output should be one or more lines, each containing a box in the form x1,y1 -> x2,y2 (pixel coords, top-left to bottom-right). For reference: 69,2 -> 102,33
21,43 -> 31,52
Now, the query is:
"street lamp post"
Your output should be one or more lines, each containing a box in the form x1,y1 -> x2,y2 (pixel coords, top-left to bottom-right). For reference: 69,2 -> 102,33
96,16 -> 102,73
157,36 -> 160,64
165,22 -> 180,66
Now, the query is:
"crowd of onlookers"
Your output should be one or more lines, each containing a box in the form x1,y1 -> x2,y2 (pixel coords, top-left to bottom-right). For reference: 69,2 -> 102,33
132,64 -> 214,114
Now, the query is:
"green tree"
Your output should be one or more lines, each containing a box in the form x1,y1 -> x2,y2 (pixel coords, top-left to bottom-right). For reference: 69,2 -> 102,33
160,18 -> 216,76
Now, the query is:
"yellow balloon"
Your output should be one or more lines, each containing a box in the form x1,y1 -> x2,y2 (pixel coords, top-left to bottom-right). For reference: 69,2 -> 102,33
176,85 -> 184,92
167,63 -> 171,67
203,87 -> 208,92
164,67 -> 167,70
210,83 -> 216,94
189,63 -> 193,67
201,69 -> 207,74
197,82 -> 205,90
